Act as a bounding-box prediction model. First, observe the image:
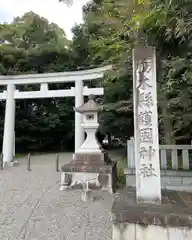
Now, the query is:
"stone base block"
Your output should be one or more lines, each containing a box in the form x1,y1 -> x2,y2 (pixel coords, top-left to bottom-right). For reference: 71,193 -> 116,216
60,162 -> 117,195
73,149 -> 112,165
112,188 -> 192,240
113,223 -> 192,240
4,161 -> 19,168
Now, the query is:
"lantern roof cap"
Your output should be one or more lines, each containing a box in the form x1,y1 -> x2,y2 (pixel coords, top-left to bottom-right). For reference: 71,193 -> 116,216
74,94 -> 100,113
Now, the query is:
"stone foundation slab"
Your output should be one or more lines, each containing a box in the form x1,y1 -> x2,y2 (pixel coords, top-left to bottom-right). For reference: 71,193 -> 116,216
113,223 -> 192,240
111,188 -> 192,240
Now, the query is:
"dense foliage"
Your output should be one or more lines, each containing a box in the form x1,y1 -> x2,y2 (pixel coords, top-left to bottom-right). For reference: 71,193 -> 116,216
0,12 -> 75,152
0,0 -> 191,153
71,0 -> 192,144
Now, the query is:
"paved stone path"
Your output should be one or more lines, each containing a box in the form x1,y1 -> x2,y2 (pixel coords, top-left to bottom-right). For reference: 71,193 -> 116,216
0,153 -> 113,240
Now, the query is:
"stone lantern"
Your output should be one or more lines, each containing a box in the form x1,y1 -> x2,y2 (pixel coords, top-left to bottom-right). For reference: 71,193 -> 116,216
74,94 -> 101,154
60,95 -> 117,200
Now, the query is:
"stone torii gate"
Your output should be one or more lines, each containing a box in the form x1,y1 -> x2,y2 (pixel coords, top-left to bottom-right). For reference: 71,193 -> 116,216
0,65 -> 111,164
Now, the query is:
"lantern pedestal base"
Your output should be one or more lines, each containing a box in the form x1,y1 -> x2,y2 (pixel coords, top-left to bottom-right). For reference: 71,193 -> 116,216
60,161 -> 117,196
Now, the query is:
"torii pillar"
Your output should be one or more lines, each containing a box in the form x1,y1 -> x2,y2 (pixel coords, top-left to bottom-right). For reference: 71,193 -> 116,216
75,80 -> 84,152
2,83 -> 15,164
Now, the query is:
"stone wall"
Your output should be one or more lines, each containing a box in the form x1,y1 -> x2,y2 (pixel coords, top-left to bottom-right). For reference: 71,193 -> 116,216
111,189 -> 192,240
125,168 -> 192,192
113,223 -> 192,240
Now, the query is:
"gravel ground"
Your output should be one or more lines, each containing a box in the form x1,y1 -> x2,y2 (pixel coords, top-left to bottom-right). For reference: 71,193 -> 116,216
0,153 -> 113,240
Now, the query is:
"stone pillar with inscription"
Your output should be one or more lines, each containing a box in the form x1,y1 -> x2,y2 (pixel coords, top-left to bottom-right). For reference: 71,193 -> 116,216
60,95 -> 117,200
133,46 -> 161,204
111,47 -> 192,240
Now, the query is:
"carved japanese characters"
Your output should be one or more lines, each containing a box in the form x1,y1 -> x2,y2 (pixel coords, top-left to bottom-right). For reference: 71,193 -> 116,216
133,47 -> 161,203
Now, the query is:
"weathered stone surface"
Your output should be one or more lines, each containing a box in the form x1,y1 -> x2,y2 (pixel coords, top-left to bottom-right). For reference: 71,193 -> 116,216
72,152 -> 105,164
60,162 -> 117,194
0,153 -> 113,240
61,161 -> 116,174
112,188 -> 192,228
112,223 -> 192,240
72,149 -> 112,165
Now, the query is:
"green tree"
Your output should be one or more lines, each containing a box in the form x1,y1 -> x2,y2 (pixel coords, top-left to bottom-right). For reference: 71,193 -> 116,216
0,12 -> 76,153
0,11 -> 70,51
70,0 -> 192,144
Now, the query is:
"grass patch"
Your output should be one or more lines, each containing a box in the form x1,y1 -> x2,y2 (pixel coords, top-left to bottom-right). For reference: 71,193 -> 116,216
166,156 -> 183,170
14,153 -> 26,159
117,157 -> 127,187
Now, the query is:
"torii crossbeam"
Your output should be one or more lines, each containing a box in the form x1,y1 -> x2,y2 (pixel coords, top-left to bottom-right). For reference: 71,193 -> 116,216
0,65 -> 112,164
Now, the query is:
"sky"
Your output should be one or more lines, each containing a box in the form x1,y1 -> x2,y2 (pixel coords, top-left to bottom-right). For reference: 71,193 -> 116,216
0,0 -> 90,39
